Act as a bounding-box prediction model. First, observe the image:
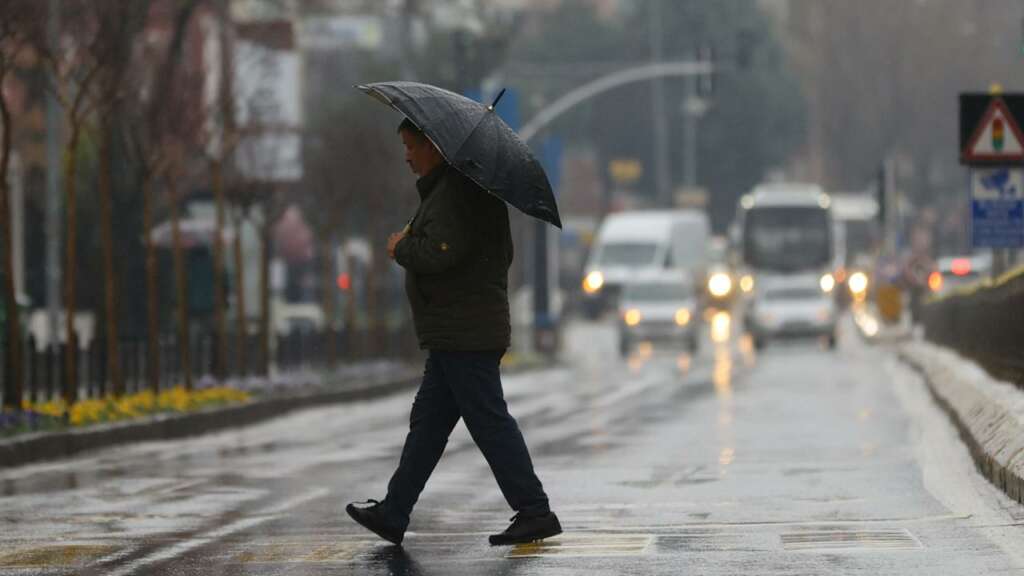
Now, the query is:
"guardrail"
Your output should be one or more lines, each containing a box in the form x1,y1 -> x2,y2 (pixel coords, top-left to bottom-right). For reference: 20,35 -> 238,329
1,325 -> 420,407
921,265 -> 1024,390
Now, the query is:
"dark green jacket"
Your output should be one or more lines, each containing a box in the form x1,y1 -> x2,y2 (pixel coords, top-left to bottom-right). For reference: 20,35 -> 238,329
395,164 -> 513,351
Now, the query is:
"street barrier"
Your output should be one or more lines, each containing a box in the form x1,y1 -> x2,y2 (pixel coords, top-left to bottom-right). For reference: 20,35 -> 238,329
1,324 -> 420,408
921,265 -> 1024,390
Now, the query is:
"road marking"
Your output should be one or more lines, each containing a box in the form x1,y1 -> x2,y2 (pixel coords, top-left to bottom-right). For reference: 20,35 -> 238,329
0,544 -> 120,569
227,541 -> 369,564
103,487 -> 329,576
507,534 -> 652,558
781,529 -> 923,552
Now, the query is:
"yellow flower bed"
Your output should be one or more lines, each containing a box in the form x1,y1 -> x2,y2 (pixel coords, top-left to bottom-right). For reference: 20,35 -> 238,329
21,387 -> 251,427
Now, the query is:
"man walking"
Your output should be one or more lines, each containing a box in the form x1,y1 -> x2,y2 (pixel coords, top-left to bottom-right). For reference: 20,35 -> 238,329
346,118 -> 561,546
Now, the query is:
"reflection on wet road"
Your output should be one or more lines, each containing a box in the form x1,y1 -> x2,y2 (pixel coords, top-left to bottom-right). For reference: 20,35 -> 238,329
1,310 -> 1023,575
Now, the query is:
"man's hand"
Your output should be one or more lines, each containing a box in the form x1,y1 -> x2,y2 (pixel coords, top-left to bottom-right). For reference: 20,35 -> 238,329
387,231 -> 406,260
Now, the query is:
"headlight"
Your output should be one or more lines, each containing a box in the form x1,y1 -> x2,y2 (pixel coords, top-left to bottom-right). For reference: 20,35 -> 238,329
708,273 -> 733,298
848,272 -> 869,296
819,273 -> 836,294
739,275 -> 754,293
583,270 -> 604,294
624,308 -> 641,326
675,308 -> 691,326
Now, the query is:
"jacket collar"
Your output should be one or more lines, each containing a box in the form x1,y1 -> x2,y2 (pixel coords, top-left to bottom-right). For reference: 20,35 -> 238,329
415,163 -> 448,200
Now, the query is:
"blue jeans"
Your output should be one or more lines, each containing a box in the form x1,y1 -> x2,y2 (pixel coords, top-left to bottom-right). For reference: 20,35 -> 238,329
383,350 -> 550,529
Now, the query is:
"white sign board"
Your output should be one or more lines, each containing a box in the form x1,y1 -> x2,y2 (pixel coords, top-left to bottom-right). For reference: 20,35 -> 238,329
300,16 -> 383,51
235,132 -> 303,182
233,39 -> 303,181
234,40 -> 302,128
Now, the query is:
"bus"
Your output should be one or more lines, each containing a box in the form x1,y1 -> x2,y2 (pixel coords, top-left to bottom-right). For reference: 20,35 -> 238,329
732,183 -> 838,347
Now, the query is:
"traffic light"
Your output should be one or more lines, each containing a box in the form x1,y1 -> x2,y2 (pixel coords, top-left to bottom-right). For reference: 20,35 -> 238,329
737,29 -> 755,70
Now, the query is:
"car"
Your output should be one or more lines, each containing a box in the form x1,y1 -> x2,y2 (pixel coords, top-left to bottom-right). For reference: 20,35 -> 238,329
704,236 -> 738,307
617,272 -> 700,357
745,273 -> 837,350
929,253 -> 992,297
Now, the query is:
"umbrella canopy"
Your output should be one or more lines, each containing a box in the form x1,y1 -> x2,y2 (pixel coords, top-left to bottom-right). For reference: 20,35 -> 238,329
357,81 -> 562,228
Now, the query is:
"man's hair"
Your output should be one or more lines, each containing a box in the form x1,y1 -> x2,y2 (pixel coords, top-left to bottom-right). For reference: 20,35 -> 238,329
397,117 -> 423,138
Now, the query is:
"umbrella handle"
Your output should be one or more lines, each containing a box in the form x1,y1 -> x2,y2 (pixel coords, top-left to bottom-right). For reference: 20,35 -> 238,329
488,88 -> 507,111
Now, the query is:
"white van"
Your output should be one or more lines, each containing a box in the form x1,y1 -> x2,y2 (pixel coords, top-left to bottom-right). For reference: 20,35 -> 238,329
580,210 -> 709,317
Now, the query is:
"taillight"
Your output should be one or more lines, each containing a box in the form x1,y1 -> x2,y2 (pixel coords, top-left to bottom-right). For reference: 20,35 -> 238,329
951,258 -> 971,276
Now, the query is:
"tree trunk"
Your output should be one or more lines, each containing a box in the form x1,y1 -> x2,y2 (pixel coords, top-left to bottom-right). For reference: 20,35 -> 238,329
142,174 -> 160,393
63,123 -> 82,408
170,184 -> 192,390
258,206 -> 271,378
211,159 -> 227,380
0,90 -> 22,410
98,124 -> 123,397
233,211 -> 246,377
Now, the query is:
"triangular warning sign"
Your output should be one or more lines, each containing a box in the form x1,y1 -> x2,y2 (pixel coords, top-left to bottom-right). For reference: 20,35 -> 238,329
963,97 -> 1024,163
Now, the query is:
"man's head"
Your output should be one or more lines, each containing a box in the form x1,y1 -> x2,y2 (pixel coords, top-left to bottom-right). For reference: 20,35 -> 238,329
398,118 -> 444,177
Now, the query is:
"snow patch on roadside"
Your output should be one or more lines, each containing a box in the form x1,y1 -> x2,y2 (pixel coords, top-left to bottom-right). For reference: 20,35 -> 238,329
886,352 -> 1024,566
902,340 -> 1024,431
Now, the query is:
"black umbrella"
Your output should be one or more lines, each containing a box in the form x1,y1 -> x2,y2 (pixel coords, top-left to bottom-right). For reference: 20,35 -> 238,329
357,81 -> 562,229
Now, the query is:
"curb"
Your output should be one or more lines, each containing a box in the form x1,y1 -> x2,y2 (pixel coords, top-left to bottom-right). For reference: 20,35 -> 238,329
0,374 -> 420,470
897,345 -> 1024,505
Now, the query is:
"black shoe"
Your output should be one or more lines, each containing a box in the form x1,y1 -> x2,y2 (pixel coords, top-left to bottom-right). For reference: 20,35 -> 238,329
346,499 -> 405,545
488,511 -> 562,546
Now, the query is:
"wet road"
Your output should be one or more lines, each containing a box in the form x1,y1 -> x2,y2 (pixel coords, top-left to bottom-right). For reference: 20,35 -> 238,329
1,312 -> 1023,575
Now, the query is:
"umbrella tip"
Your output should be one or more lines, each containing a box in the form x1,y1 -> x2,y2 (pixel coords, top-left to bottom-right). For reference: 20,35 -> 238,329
487,88 -> 507,111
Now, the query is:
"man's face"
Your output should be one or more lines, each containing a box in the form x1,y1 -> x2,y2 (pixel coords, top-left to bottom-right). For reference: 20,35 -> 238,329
400,129 -> 442,176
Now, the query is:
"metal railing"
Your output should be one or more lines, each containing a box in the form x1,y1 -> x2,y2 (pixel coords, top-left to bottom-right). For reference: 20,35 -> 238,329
921,267 -> 1024,390
1,324 -> 421,407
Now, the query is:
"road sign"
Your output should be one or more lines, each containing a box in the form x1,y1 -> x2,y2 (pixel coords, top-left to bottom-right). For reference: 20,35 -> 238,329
960,94 -> 1024,165
970,168 -> 1024,248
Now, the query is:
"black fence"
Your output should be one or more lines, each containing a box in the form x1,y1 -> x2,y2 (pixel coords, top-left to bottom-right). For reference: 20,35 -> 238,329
1,325 -> 420,406
921,268 -> 1024,390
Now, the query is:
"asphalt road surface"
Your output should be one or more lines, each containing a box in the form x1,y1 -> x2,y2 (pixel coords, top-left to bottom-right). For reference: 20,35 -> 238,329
1,312 -> 1023,575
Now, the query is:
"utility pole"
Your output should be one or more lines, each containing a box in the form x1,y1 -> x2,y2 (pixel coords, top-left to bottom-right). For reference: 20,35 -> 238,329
682,56 -> 698,191
682,47 -> 712,193
399,0 -> 418,81
45,0 -> 62,346
883,155 -> 898,258
648,0 -> 671,207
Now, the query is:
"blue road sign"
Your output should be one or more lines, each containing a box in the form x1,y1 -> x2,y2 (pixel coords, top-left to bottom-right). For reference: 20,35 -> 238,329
971,168 -> 1024,248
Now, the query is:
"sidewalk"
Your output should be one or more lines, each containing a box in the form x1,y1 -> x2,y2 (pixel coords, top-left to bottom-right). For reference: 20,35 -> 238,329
0,360 -> 422,469
0,352 -> 560,470
854,306 -> 1024,506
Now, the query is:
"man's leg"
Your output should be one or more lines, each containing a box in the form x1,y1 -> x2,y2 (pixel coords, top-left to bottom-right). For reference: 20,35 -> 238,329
437,350 -> 550,517
382,352 -> 461,529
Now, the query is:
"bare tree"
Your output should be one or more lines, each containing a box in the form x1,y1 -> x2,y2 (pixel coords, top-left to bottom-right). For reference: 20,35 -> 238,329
209,0 -> 236,381
0,0 -> 45,410
788,0 -> 1024,196
89,0 -> 153,398
44,0 -> 113,407
302,104 -> 412,359
304,121 -> 357,367
123,0 -> 205,392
